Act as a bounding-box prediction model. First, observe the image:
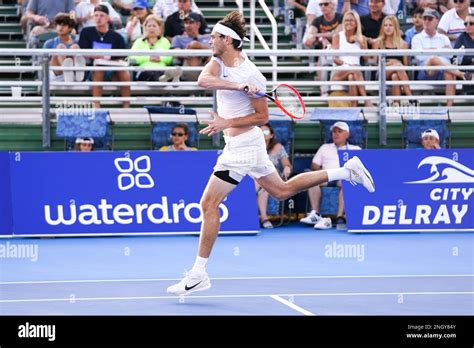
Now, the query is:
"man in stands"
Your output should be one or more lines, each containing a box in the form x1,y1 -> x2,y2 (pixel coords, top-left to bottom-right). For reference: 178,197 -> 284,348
300,121 -> 361,230
164,0 -> 208,40
405,7 -> 424,47
360,0 -> 386,46
79,5 -> 130,108
438,0 -> 472,47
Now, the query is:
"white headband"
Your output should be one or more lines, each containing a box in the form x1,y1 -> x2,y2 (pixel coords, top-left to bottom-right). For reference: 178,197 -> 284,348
213,23 -> 249,48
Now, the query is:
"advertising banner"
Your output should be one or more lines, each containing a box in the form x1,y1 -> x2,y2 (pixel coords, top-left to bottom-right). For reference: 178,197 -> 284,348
0,152 -> 13,235
7,151 -> 259,236
341,149 -> 474,232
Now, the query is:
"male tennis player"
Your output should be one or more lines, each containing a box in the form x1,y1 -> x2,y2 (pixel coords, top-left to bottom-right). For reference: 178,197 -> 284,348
167,11 -> 375,296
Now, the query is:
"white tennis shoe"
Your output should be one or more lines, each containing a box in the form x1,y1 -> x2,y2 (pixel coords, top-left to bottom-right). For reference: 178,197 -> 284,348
167,270 -> 211,296
344,156 -> 375,193
300,210 -> 322,225
314,217 -> 332,230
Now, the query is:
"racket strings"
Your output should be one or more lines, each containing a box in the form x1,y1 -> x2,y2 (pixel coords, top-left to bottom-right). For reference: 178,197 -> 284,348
274,85 -> 305,119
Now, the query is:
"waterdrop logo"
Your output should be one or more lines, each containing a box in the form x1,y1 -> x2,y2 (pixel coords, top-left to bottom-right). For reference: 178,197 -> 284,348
114,155 -> 155,191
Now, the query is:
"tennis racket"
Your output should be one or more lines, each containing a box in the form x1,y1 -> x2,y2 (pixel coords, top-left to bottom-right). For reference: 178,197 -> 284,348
244,83 -> 306,120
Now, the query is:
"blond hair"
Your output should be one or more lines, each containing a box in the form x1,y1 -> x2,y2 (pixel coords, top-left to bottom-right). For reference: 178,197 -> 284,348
143,14 -> 164,39
342,11 -> 363,41
376,16 -> 404,49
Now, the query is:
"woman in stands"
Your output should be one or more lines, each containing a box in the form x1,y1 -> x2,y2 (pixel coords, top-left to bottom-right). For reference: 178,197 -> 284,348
331,10 -> 373,107
129,14 -> 180,82
255,123 -> 292,229
125,0 -> 153,44
372,15 -> 413,104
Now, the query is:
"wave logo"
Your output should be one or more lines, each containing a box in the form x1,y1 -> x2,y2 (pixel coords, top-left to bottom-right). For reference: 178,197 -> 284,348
405,156 -> 474,184
114,155 -> 155,191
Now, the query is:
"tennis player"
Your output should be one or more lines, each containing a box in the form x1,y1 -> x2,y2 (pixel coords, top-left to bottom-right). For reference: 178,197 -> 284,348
167,11 -> 375,296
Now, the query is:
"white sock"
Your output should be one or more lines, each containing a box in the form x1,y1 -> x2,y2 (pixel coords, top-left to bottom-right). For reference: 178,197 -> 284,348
191,256 -> 208,272
326,167 -> 350,182
310,210 -> 320,216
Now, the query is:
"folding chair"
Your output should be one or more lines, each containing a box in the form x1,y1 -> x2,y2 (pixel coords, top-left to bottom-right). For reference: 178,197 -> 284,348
56,110 -> 114,151
144,106 -> 200,150
401,110 -> 451,148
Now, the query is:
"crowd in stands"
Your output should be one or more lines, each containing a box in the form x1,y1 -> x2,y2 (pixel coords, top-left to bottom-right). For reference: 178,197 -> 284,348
19,0 -> 211,108
299,0 -> 474,105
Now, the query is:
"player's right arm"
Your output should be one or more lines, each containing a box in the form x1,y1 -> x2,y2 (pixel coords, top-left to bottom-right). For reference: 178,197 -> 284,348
197,59 -> 252,92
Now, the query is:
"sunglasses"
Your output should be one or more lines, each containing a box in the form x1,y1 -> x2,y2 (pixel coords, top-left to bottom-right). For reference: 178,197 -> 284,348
319,2 -> 330,6
453,0 -> 464,3
465,21 -> 474,26
172,132 -> 185,137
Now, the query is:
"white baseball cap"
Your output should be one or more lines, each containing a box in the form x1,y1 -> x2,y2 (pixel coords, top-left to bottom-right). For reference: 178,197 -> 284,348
421,129 -> 439,140
75,137 -> 94,144
330,121 -> 350,133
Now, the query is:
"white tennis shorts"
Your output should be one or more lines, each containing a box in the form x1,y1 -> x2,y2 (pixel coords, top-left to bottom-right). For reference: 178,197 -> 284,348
213,126 -> 276,182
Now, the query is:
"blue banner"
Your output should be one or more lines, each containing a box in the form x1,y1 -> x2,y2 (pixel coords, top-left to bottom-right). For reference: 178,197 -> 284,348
0,152 -> 13,235
341,149 -> 474,232
7,151 -> 259,236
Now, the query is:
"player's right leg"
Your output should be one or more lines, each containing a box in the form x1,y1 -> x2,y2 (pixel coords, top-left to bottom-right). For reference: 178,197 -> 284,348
167,173 -> 238,296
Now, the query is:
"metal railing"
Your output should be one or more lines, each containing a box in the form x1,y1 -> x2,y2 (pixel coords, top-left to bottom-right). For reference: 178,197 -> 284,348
1,48 -> 474,147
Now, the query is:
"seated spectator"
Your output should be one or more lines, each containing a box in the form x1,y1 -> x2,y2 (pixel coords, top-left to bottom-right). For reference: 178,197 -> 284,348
125,0 -> 153,44
164,0 -> 208,40
255,123 -> 292,229
306,0 -> 323,26
79,5 -> 131,108
372,15 -> 413,102
170,12 -> 210,81
300,121 -> 360,229
304,0 -> 343,49
405,7 -> 424,47
76,0 -> 122,33
153,0 -> 202,21
438,0 -> 471,47
43,13 -> 85,82
74,137 -> 95,151
454,13 -> 474,93
331,11 -> 373,107
21,0 -> 75,42
360,0 -> 386,47
421,129 -> 441,149
129,15 -> 181,81
338,0 -> 369,17
412,8 -> 468,106
159,123 -> 197,151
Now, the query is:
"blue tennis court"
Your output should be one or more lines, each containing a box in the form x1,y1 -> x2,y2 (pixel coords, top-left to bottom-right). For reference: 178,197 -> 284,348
1,225 -> 473,315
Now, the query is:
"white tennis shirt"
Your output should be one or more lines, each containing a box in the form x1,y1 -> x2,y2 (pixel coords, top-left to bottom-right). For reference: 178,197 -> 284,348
212,52 -> 267,120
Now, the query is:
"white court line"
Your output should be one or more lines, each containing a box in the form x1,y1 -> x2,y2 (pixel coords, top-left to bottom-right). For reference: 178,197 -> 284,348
1,291 -> 473,304
1,274 -> 473,285
270,295 -> 316,316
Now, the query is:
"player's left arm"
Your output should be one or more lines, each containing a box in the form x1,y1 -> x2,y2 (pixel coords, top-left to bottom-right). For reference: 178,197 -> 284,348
200,97 -> 269,136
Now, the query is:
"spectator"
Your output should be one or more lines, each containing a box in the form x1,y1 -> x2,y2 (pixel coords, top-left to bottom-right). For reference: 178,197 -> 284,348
304,0 -> 343,49
79,5 -> 131,108
170,12 -> 210,81
372,15 -> 413,102
306,0 -> 323,27
125,0 -> 153,44
76,0 -> 122,33
22,0 -> 75,41
255,123 -> 292,229
159,123 -> 197,151
300,121 -> 360,229
454,13 -> 474,93
338,0 -> 369,16
164,0 -> 208,40
129,14 -> 180,82
43,13 -> 85,82
421,129 -> 441,149
438,0 -> 471,47
331,11 -> 373,107
153,0 -> 202,21
360,0 -> 386,46
412,8 -> 468,106
405,7 -> 424,47
74,137 -> 94,151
